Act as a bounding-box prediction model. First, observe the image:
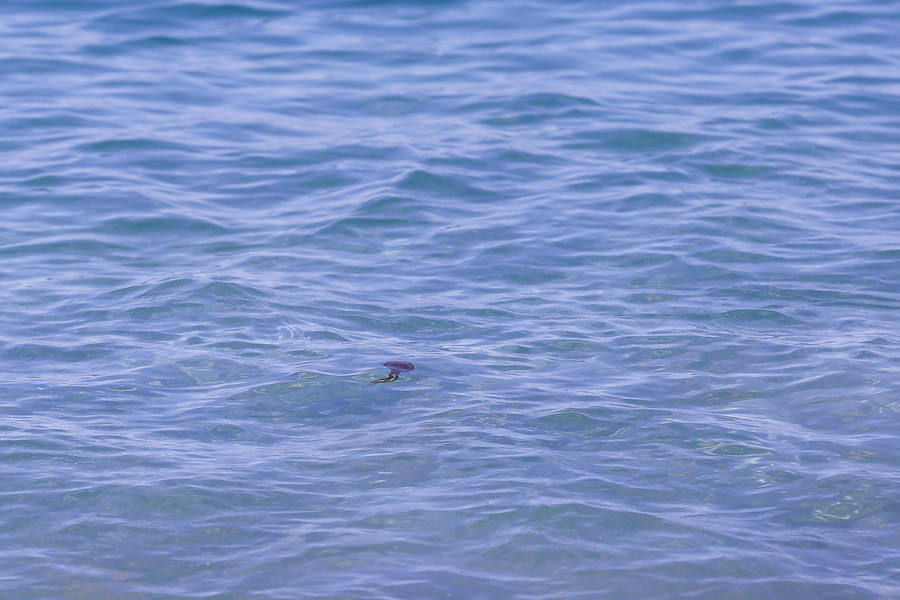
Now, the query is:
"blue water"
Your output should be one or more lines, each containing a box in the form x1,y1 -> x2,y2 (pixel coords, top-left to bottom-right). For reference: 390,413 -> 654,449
2,0 -> 899,598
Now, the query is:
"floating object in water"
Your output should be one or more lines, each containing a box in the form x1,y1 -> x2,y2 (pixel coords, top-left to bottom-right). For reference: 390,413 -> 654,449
371,361 -> 415,384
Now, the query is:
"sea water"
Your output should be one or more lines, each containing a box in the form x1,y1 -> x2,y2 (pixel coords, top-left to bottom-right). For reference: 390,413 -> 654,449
1,1 -> 898,598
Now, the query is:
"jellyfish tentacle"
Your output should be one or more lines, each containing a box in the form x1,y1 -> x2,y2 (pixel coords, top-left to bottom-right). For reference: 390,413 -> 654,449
370,372 -> 398,384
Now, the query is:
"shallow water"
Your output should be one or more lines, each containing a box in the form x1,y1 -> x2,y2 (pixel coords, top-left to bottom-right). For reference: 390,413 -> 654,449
2,1 -> 899,598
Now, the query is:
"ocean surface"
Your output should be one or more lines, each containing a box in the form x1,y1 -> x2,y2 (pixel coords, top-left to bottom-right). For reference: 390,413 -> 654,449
2,0 -> 899,598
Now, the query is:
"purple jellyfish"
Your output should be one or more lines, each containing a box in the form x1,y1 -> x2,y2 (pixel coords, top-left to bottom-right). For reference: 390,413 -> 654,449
371,361 -> 415,384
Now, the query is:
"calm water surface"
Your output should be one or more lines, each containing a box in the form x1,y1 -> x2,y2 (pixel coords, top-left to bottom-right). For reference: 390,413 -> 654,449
2,1 -> 899,598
